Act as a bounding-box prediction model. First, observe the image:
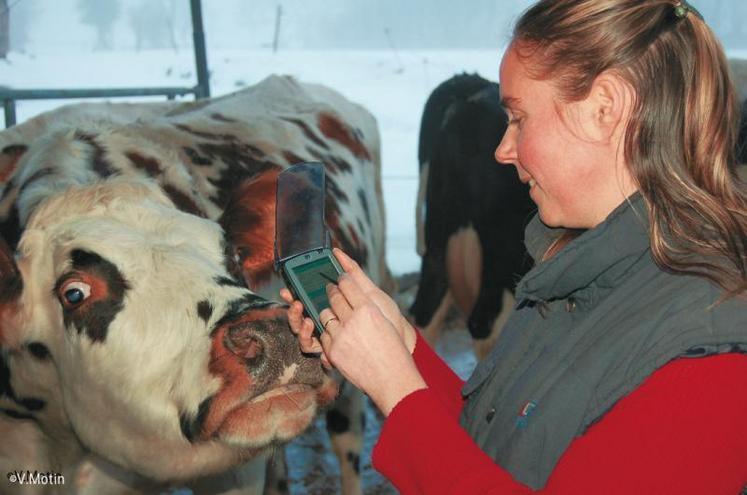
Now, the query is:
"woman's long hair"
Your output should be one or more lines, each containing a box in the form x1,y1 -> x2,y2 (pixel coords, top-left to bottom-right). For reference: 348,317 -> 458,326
514,0 -> 747,297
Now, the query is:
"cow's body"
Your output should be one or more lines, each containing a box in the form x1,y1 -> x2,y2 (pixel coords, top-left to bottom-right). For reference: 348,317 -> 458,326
729,58 -> 747,102
411,73 -> 535,359
0,75 -> 391,494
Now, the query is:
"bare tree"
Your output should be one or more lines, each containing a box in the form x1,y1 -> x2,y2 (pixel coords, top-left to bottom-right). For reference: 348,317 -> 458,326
129,0 -> 181,52
77,0 -> 120,50
8,0 -> 31,55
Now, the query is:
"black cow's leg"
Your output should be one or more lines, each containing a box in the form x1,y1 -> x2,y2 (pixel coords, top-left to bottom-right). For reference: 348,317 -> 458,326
410,250 -> 450,325
410,250 -> 450,335
326,381 -> 364,495
263,447 -> 289,495
467,275 -> 502,342
468,242 -> 520,360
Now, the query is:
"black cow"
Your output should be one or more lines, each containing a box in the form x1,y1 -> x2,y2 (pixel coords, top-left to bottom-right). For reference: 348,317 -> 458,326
411,73 -> 535,359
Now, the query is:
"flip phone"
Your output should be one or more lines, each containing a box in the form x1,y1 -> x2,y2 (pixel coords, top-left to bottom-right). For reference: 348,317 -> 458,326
274,162 -> 343,335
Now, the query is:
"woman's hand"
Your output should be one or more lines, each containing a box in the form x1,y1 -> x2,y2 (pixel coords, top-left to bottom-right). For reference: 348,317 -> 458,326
280,288 -> 330,365
279,248 -> 417,356
319,278 -> 426,416
280,248 -> 425,415
330,248 -> 417,353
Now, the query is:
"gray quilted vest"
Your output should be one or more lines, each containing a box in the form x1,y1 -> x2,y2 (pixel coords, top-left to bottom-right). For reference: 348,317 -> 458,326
460,194 -> 747,489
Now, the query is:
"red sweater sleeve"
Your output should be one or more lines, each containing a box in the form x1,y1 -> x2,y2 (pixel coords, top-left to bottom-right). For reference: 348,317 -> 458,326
410,330 -> 465,418
373,353 -> 747,494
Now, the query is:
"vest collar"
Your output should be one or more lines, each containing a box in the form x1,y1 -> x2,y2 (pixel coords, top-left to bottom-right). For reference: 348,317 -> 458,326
516,193 -> 649,303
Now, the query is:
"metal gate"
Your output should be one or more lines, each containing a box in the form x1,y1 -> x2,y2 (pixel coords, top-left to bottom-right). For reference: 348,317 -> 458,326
1,0 -> 210,128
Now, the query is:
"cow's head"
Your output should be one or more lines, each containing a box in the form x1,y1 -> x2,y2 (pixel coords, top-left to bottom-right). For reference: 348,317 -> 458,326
0,178 -> 336,480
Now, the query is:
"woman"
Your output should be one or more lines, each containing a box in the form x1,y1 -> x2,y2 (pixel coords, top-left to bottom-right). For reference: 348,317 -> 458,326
282,0 -> 747,492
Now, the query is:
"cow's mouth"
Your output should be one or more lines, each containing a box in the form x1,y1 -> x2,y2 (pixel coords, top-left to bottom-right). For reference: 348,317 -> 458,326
246,383 -> 314,405
206,377 -> 337,449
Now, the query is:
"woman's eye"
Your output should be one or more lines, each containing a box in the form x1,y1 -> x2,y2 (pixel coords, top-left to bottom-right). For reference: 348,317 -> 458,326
60,281 -> 91,307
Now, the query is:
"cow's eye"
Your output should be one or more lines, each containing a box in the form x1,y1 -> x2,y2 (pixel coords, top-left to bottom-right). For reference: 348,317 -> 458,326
60,281 -> 91,307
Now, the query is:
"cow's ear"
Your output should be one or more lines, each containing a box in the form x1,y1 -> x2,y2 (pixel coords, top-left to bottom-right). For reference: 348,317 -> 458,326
0,144 -> 28,183
0,235 -> 22,345
0,235 -> 22,302
219,169 -> 281,290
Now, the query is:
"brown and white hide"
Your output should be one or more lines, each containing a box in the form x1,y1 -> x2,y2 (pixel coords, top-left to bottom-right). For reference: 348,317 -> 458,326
0,75 -> 392,495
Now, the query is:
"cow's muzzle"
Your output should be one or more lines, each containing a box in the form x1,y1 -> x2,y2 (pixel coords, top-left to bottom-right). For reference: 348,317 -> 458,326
214,303 -> 328,393
200,303 -> 337,446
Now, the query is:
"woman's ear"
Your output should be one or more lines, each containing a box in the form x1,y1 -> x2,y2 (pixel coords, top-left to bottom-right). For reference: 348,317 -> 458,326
585,70 -> 635,142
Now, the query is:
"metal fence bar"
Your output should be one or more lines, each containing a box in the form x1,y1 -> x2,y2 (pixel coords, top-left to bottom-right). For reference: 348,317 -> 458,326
2,0 -> 211,128
191,0 -> 210,99
3,99 -> 15,127
0,86 -> 197,127
0,87 -> 196,101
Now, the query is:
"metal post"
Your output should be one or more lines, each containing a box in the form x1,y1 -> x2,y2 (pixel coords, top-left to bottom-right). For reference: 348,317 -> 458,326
190,0 -> 210,99
3,99 -> 16,127
273,5 -> 282,53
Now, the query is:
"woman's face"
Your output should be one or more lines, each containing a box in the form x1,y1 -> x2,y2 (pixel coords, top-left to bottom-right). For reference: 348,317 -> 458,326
495,45 -> 635,229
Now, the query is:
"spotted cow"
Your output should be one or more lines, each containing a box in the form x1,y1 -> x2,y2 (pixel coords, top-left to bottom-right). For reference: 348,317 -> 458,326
0,75 -> 392,494
411,73 -> 535,360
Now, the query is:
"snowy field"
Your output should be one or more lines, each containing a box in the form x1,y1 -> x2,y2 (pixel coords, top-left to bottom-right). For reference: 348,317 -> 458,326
1,48 -> 513,276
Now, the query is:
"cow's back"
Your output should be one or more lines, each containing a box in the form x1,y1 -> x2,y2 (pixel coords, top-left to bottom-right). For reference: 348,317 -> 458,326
0,76 -> 392,293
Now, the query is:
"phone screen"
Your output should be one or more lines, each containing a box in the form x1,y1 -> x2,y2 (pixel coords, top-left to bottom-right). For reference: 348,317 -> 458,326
289,256 -> 340,313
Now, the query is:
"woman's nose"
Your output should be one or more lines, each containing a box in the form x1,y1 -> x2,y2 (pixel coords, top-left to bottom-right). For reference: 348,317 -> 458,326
494,129 -> 518,166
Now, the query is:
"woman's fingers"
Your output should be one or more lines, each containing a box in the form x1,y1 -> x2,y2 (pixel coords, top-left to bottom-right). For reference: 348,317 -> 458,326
294,313 -> 321,354
326,282 -> 354,320
299,318 -> 322,352
333,248 -> 379,293
282,290 -> 323,354
286,300 -> 306,334
279,287 -> 294,304
319,308 -> 341,333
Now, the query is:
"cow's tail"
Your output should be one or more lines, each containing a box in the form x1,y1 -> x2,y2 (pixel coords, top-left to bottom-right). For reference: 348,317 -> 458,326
415,160 -> 429,257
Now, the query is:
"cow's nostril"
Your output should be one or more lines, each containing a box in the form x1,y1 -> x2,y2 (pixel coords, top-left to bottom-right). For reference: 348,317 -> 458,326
242,336 -> 263,361
227,327 -> 265,363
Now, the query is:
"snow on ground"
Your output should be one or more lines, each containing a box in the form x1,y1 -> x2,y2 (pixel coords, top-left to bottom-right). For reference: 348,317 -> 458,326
1,48 -> 509,275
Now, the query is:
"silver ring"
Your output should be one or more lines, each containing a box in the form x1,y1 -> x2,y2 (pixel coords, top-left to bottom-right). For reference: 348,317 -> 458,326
323,316 -> 339,330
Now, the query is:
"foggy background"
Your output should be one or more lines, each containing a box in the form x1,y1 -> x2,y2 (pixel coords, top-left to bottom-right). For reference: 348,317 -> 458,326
3,0 -> 747,53
1,0 -> 746,275
0,0 -> 747,54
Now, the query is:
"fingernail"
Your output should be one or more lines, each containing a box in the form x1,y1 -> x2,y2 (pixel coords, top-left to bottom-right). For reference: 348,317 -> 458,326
334,248 -> 349,260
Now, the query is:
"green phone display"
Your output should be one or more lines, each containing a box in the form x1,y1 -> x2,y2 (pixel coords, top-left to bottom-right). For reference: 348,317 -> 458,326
280,247 -> 343,334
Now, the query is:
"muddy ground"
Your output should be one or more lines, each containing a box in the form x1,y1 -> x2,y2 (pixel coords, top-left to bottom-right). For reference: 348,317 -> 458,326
285,273 -> 479,494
